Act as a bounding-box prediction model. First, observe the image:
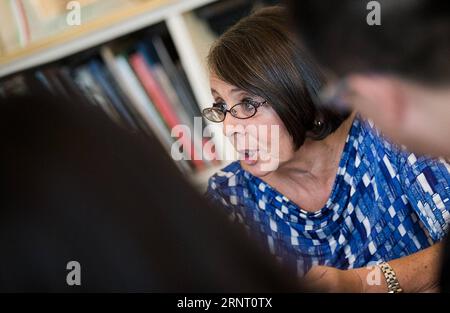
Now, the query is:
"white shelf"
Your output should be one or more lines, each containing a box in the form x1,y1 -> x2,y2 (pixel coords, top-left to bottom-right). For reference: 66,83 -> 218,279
165,10 -> 230,159
0,0 -> 218,78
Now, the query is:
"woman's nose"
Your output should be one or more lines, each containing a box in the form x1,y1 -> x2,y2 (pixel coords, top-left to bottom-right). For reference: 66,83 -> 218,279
223,113 -> 247,138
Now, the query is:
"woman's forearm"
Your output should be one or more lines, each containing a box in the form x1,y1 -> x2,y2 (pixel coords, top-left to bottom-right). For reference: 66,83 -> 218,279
355,242 -> 444,292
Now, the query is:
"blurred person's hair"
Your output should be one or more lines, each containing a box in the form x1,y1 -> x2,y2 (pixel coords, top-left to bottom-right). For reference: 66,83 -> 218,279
286,0 -> 450,85
0,77 -> 299,292
208,6 -> 350,149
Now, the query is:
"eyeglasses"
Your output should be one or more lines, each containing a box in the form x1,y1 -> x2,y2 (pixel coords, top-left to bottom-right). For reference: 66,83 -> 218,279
202,99 -> 267,123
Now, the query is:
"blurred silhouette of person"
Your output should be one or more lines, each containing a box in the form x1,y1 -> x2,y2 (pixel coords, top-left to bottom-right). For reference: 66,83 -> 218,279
286,0 -> 450,292
0,75 -> 299,292
286,0 -> 450,157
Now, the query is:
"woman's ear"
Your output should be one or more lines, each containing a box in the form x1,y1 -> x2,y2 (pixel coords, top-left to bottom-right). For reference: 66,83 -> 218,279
344,74 -> 409,136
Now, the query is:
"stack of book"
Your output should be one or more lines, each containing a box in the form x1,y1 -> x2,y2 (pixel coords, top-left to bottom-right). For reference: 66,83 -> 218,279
0,27 -> 219,174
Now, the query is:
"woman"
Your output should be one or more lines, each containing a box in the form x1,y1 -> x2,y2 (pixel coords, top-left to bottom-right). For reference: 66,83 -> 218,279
203,6 -> 450,292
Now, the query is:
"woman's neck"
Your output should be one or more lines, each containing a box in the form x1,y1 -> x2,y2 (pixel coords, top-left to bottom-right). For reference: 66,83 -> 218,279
262,113 -> 355,211
278,113 -> 355,182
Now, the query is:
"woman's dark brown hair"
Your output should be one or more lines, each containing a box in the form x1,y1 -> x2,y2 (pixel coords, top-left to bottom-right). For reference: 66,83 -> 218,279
208,6 -> 350,149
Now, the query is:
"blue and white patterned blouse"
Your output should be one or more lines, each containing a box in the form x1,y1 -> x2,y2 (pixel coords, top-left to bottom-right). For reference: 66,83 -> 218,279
206,116 -> 450,276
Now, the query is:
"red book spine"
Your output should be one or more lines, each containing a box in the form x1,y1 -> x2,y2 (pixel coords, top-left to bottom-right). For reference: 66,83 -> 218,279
129,53 -> 204,170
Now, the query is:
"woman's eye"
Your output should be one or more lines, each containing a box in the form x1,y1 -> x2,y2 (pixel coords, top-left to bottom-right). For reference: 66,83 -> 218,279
244,103 -> 253,111
213,101 -> 226,108
242,99 -> 255,111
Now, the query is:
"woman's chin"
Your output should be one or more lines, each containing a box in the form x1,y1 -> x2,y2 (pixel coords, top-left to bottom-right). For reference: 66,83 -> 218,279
239,159 -> 273,178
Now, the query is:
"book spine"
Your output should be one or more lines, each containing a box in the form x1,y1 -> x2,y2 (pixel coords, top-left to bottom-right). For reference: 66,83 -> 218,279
130,53 -> 181,130
129,52 -> 205,171
151,35 -> 200,121
114,54 -> 174,148
88,59 -> 138,130
72,65 -> 122,124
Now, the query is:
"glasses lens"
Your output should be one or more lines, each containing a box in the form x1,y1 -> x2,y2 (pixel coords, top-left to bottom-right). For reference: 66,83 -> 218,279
202,107 -> 225,122
231,102 -> 256,119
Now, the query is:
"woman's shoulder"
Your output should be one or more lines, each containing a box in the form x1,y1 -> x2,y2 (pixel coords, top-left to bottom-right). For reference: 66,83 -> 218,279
354,115 -> 405,165
356,116 -> 396,150
355,115 -> 449,181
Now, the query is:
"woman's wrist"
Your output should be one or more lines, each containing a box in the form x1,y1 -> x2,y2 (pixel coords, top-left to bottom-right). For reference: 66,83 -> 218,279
354,266 -> 388,293
355,243 -> 442,293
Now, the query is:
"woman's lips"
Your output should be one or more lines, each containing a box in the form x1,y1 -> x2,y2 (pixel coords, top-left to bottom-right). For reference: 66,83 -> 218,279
238,149 -> 258,165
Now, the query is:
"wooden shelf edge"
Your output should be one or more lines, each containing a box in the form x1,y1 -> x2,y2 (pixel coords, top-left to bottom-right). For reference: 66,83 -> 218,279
0,0 -> 217,78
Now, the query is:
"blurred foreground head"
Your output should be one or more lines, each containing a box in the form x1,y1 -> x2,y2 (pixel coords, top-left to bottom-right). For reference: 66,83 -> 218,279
286,0 -> 450,157
0,77 -> 299,292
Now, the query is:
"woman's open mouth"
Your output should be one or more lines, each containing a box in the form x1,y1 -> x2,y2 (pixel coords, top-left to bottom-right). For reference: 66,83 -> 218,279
238,149 -> 258,165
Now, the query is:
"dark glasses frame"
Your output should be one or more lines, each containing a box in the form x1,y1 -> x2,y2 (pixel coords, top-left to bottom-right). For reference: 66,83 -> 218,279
202,99 -> 267,123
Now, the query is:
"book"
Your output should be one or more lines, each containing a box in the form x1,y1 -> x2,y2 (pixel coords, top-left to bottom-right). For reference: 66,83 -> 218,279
1,5 -> 222,176
129,52 -> 180,130
72,64 -> 123,124
100,46 -> 193,170
0,74 -> 28,97
151,35 -> 201,120
142,39 -> 216,162
87,59 -> 138,130
41,66 -> 71,96
137,42 -> 217,165
129,51 -> 205,170
136,42 -> 192,128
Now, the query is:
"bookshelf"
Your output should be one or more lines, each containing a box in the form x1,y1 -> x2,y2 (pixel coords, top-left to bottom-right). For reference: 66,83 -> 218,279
0,0 -> 236,189
0,0 -> 216,77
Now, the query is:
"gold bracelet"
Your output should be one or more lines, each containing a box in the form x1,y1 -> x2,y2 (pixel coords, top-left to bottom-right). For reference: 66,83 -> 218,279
379,262 -> 403,293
